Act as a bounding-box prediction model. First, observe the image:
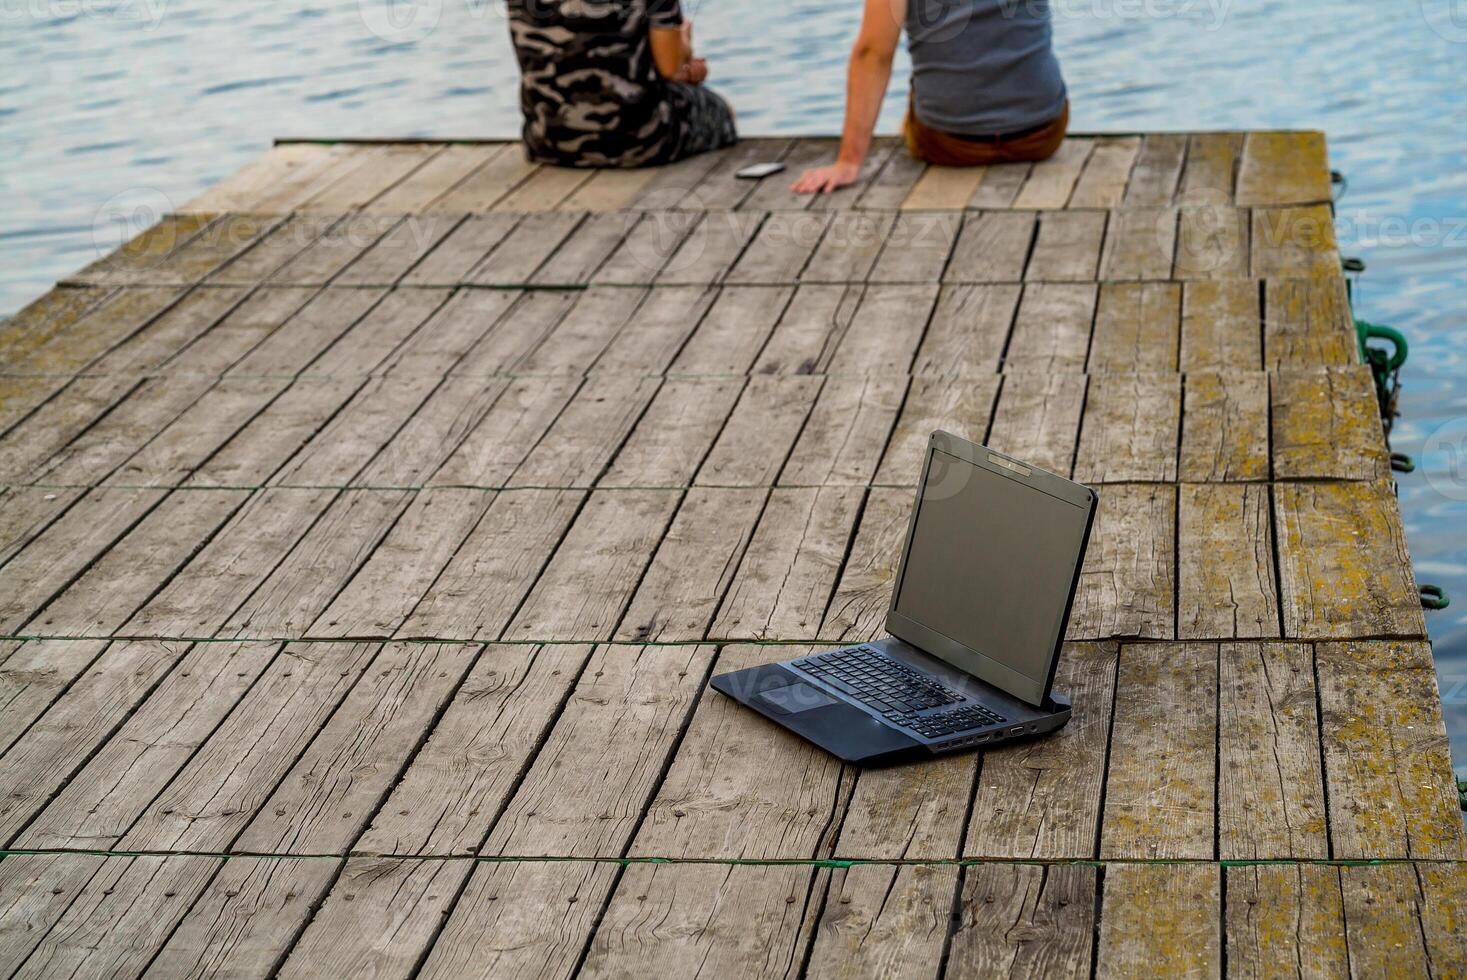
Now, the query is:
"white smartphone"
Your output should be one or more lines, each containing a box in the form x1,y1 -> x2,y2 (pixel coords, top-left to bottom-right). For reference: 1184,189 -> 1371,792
735,161 -> 786,180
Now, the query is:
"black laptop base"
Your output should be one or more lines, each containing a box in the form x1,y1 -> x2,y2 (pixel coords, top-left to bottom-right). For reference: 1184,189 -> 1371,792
710,641 -> 1072,767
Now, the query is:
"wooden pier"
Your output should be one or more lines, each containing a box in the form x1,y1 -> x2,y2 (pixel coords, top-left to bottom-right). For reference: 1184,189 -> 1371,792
0,132 -> 1462,976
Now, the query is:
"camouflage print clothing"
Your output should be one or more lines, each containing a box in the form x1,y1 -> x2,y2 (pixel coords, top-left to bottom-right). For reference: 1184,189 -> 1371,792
508,0 -> 737,168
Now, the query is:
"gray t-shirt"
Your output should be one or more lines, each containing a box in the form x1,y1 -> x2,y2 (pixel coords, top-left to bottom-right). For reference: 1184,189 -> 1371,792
906,0 -> 1066,136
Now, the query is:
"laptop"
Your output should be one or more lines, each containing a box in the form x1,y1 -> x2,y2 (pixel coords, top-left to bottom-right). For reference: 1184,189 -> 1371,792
710,430 -> 1097,766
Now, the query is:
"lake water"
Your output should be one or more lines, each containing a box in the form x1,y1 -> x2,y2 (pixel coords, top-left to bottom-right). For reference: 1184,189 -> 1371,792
6,0 -> 1467,785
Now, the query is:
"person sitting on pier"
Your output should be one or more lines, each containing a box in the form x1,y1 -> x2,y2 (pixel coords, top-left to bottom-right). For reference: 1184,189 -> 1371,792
793,0 -> 1068,193
508,0 -> 737,168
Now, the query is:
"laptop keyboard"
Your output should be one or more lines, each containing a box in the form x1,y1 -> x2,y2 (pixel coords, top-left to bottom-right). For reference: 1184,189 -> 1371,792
792,646 -> 1007,738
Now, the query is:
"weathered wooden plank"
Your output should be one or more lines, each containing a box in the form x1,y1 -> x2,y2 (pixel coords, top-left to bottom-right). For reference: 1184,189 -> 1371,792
1068,484 -> 1175,641
20,489 -> 248,637
400,213 -> 520,285
1339,864 -> 1435,978
967,161 -> 1032,208
781,375 -> 905,486
1002,283 -> 1095,373
9,287 -> 184,375
965,643 -> 1118,859
332,212 -> 463,285
186,379 -> 367,486
1013,138 -> 1093,209
626,144 -> 728,210
833,734 -> 973,861
1097,207 -> 1177,280
944,211 -> 1035,283
1236,131 -> 1331,206
1121,133 -> 1187,207
224,285 -> 386,376
420,860 -> 620,980
1072,373 -> 1181,483
397,489 -> 584,640
506,374 -> 660,487
305,284 -> 459,376
616,488 -> 765,641
269,214 -> 399,285
1177,484 -> 1279,639
559,166 -> 659,211
236,641 -> 479,854
948,864 -> 1096,979
1086,281 -> 1179,373
148,856 -> 340,980
726,211 -> 831,284
528,211 -> 632,285
822,486 -> 911,642
354,377 -> 509,486
10,854 -> 220,980
0,284 -> 113,368
428,145 -> 539,212
1416,863 -> 1467,978
12,642 -> 273,849
447,290 -> 571,377
221,489 -> 413,640
0,376 -> 139,484
145,213 -> 285,284
429,376 -> 579,488
867,212 -> 961,283
1216,641 -> 1327,858
875,374 -> 1000,486
1224,864 -> 1348,979
742,139 -> 840,211
122,488 -> 337,637
1251,205 -> 1339,278
485,642 -> 713,855
591,284 -> 718,374
86,286 -> 251,377
669,284 -> 793,375
0,488 -> 166,632
1174,204 -> 1249,279
1180,132 -> 1243,202
1274,481 -> 1425,639
807,863 -> 960,980
0,854 -> 107,975
857,146 -> 927,209
656,210 -> 765,285
1101,642 -> 1216,859
902,164 -> 987,210
808,139 -> 899,212
121,641 -> 382,851
70,214 -> 214,285
1025,210 -> 1106,281
632,643 -> 845,857
1179,371 -> 1268,482
180,143 -> 349,213
0,487 -> 86,567
309,489 -> 495,638
1263,276 -> 1356,368
985,371 -> 1085,476
802,212 -> 897,283
1069,137 -> 1141,208
0,640 -> 187,839
1272,367 -> 1390,480
1180,279 -> 1261,370
364,144 -> 499,213
512,286 -> 648,376
267,376 -> 439,485
711,486 -> 862,641
600,378 -> 742,487
357,643 -> 593,855
299,144 -> 443,213
470,211 -> 585,285
1096,864 -> 1220,978
911,283 -> 1019,377
591,210 -> 699,284
502,489 -> 680,641
827,283 -> 939,375
1317,640 -> 1465,858
686,139 -> 794,210
753,283 -> 862,374
581,863 -> 823,980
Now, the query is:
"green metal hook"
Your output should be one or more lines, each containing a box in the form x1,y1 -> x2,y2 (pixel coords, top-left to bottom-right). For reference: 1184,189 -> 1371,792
1420,584 -> 1450,611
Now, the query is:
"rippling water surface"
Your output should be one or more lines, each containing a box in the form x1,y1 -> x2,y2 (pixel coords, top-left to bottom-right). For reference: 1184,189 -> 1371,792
6,0 -> 1467,782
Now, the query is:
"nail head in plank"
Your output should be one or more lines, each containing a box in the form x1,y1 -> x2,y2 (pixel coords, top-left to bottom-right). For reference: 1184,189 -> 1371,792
1177,483 -> 1280,640
949,863 -> 1097,980
753,283 -> 863,375
1274,480 -> 1425,639
1338,863 -> 1436,977
1217,641 -> 1327,858
1317,640 -> 1465,858
0,854 -> 107,975
1224,864 -> 1347,977
1068,484 -> 1175,641
806,864 -> 958,980
966,642 -> 1118,859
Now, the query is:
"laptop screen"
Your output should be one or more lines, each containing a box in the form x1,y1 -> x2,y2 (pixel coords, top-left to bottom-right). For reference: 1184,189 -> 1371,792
889,445 -> 1092,704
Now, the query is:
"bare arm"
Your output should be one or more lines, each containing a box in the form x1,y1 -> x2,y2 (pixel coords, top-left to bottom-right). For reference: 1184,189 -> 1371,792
792,0 -> 905,193
650,23 -> 691,79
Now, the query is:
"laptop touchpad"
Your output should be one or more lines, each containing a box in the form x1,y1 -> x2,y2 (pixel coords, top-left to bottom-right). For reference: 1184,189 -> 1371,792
758,683 -> 838,715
